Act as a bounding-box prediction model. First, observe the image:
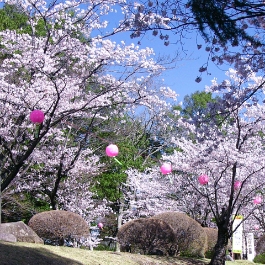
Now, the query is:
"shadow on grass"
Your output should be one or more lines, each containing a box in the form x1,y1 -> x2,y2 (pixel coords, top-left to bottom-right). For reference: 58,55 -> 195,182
0,242 -> 83,265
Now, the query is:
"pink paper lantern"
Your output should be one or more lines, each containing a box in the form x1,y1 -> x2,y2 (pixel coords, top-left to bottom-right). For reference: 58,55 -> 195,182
106,144 -> 119,157
160,163 -> 172,174
30,110 -> 45,124
198,174 -> 209,185
234,181 -> 242,190
253,196 -> 262,205
98,222 -> 103,229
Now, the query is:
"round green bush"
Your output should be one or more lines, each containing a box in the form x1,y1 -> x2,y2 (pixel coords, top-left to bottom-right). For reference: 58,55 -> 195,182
28,210 -> 89,246
254,253 -> 265,264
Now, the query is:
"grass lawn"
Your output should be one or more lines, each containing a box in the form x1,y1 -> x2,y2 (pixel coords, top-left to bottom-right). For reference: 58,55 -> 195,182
0,241 -> 261,265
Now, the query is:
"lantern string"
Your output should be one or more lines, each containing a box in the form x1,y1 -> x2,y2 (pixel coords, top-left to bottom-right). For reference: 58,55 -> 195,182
34,124 -> 40,139
114,157 -> 122,165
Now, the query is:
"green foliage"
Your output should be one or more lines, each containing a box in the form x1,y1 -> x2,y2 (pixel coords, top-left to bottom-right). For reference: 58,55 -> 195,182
179,251 -> 202,258
0,4 -> 87,42
182,90 -> 215,119
180,90 -> 229,129
0,4 -> 29,32
254,253 -> 265,264
94,244 -> 115,251
0,4 -> 47,36
204,250 -> 214,259
93,171 -> 126,201
2,192 -> 50,224
92,138 -> 149,201
189,0 -> 261,46
91,116 -> 157,203
27,193 -> 51,213
0,4 -> 48,75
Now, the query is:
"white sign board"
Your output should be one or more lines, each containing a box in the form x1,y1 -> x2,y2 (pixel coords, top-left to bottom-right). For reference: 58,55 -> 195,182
232,215 -> 243,253
246,233 -> 255,261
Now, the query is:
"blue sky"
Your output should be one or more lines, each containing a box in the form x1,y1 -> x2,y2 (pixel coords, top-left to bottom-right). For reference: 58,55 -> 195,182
136,34 -> 227,102
99,7 -> 230,103
106,27 -> 229,103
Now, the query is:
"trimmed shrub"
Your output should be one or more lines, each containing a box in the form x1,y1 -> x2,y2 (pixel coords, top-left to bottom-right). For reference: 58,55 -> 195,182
152,212 -> 207,257
254,253 -> 265,264
28,210 -> 89,246
117,218 -> 176,256
256,235 -> 265,255
204,227 -> 218,258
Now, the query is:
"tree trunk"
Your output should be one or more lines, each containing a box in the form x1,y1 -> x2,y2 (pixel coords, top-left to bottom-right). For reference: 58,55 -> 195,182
0,175 -> 1,223
115,203 -> 123,252
209,225 -> 229,265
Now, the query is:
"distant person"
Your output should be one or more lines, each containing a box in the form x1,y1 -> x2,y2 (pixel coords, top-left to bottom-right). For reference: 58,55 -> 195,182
226,249 -> 234,262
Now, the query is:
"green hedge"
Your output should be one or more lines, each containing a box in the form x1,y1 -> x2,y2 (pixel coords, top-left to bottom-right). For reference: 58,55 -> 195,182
254,253 -> 265,264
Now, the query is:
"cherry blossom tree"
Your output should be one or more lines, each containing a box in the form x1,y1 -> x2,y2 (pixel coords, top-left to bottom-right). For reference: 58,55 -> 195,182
121,165 -> 213,227
0,0 -> 176,190
0,0 -> 177,223
106,166 -> 179,252
123,168 -> 180,220
161,68 -> 265,265
89,111 -> 175,251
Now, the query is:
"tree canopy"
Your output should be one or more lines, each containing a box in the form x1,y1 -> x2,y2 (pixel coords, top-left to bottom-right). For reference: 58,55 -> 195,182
181,90 -> 216,119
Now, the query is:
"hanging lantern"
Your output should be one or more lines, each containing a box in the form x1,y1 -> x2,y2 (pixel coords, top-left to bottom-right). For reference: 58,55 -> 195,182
198,174 -> 209,185
30,110 -> 45,124
253,196 -> 262,205
106,144 -> 119,157
98,222 -> 103,229
234,181 -> 242,190
160,163 -> 172,174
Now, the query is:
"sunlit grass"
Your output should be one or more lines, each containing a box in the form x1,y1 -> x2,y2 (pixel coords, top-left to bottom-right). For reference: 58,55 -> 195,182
0,241 -> 262,265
